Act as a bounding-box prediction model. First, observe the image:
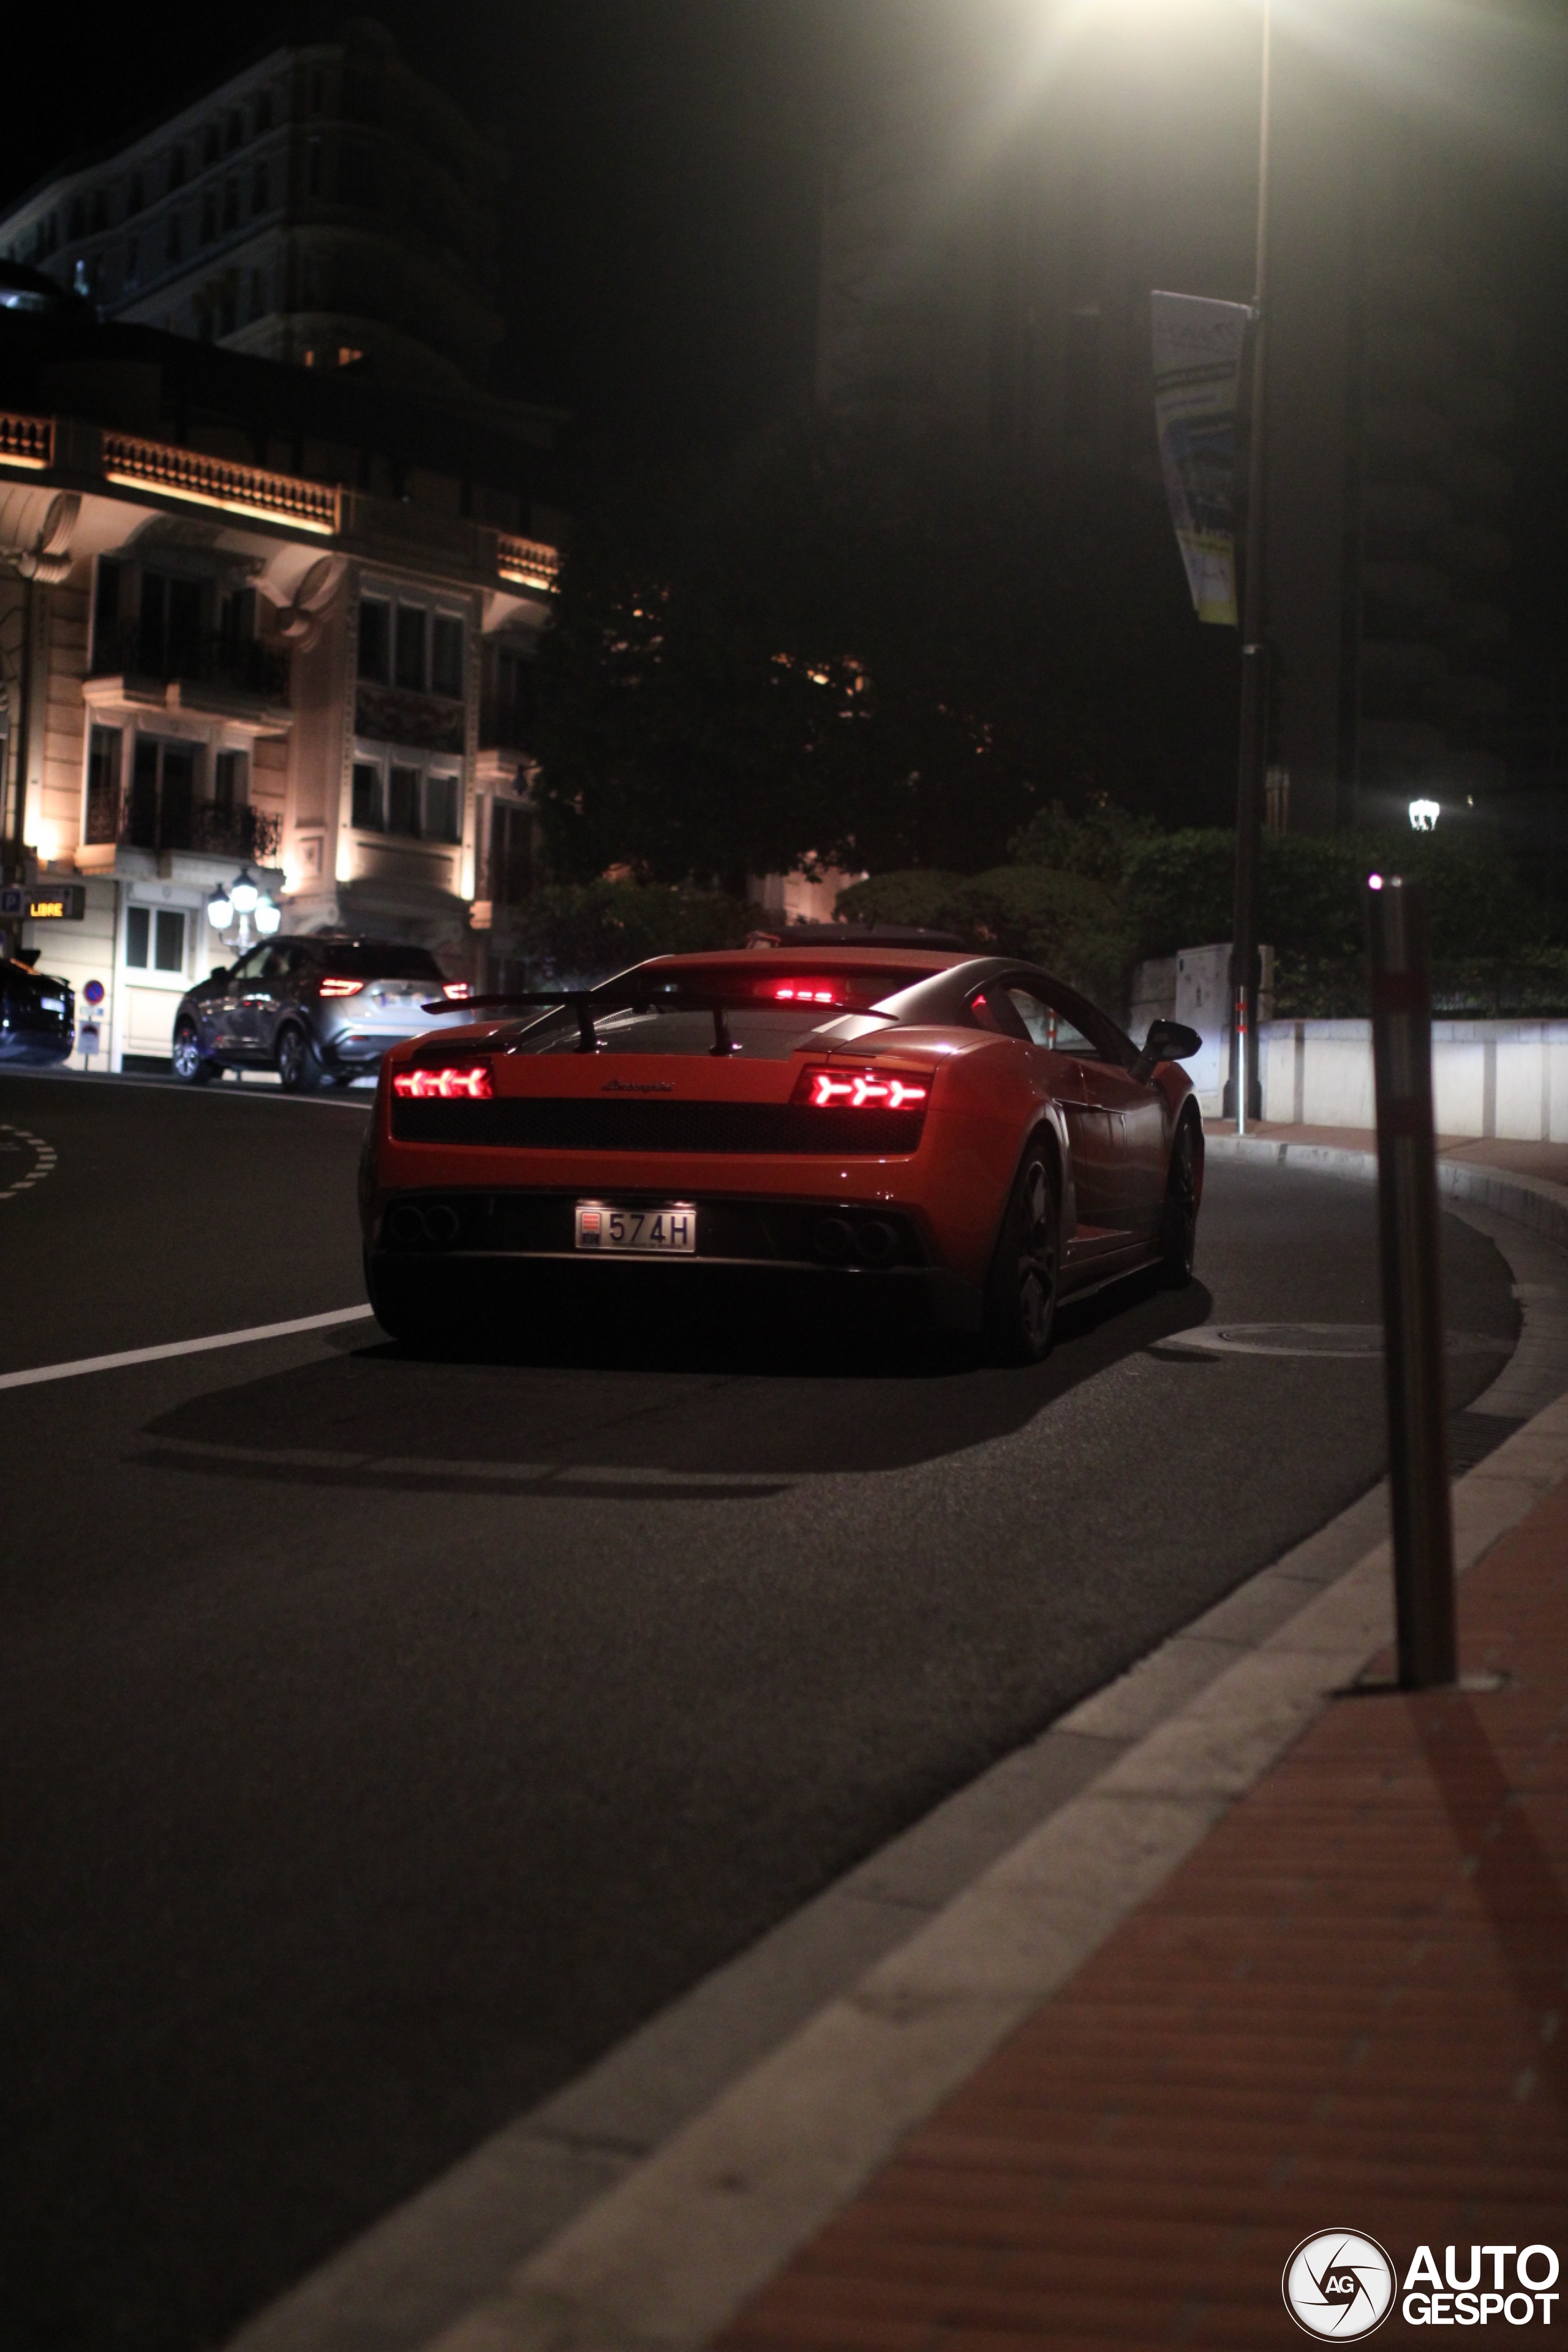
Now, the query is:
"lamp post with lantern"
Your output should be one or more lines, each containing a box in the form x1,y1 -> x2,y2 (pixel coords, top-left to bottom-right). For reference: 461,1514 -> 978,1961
206,867 -> 281,958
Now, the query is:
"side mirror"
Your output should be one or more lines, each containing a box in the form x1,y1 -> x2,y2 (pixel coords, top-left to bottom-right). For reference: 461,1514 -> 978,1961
209,965 -> 230,982
1133,1018 -> 1202,1082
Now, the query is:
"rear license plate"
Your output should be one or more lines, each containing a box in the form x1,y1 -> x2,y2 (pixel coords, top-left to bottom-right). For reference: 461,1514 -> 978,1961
575,1203 -> 696,1254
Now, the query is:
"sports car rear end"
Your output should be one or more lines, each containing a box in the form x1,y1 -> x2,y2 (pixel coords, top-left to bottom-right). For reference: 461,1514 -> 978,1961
361,952 -> 1018,1341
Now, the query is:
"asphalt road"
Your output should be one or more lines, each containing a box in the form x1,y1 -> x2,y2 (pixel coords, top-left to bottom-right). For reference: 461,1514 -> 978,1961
0,1069 -> 1521,2352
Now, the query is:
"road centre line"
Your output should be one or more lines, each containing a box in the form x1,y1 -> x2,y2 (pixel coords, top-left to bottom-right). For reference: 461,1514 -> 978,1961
0,1306 -> 376,1393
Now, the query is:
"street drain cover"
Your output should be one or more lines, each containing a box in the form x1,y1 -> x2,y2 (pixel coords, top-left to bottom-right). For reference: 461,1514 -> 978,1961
1156,1322 -> 1512,1360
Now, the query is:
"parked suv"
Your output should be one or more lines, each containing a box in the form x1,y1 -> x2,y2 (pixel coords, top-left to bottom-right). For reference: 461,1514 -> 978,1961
172,937 -> 470,1091
0,951 -> 74,1066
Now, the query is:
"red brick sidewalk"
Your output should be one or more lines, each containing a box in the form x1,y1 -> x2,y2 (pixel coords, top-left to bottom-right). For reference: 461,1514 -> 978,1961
718,1481 -> 1568,2349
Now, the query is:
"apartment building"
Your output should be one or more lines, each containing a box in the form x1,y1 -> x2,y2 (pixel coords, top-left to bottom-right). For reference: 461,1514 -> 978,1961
0,282 -> 560,1072
0,21 -> 502,398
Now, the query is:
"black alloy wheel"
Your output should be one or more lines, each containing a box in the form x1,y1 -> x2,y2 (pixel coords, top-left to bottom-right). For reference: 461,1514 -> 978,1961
276,1022 -> 324,1093
984,1147 -> 1061,1365
172,1018 -> 217,1084
1158,1118 -> 1200,1288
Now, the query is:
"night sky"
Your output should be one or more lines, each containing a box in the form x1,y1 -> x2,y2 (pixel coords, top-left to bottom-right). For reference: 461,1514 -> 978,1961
1,1 -> 910,458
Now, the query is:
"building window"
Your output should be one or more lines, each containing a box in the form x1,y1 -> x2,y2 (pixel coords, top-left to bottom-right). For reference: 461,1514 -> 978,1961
387,764 -> 421,836
126,905 -> 186,974
252,160 -> 270,214
394,605 -> 426,693
357,598 -> 390,683
125,236 -> 140,287
85,725 -> 122,845
489,799 -> 533,906
216,275 -> 237,335
127,737 -> 197,851
67,198 -> 85,239
222,179 -> 239,234
431,615 -> 464,698
165,213 -> 183,264
426,771 -> 462,844
226,108 -> 244,154
128,172 -> 144,215
204,124 -> 221,168
213,748 -> 247,814
168,148 -> 186,192
90,192 -> 107,233
311,68 -> 326,113
339,143 -> 379,206
249,266 -> 266,321
254,90 -> 274,135
201,190 -> 216,244
307,138 -> 323,196
351,761 -> 383,831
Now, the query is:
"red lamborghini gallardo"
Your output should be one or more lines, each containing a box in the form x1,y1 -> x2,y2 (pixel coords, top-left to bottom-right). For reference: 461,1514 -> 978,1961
360,948 -> 1203,1361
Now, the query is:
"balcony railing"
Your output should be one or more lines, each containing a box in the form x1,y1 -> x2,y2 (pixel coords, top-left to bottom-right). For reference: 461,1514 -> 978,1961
100,790 -> 283,862
0,411 -> 53,469
91,622 -> 290,704
101,432 -> 340,535
496,533 -> 560,592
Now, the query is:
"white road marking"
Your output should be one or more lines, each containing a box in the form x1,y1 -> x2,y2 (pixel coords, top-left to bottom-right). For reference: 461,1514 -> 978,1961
0,1124 -> 57,1202
0,1305 -> 375,1393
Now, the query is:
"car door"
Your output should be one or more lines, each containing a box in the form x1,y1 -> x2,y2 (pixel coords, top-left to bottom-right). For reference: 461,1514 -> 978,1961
206,945 -> 263,1054
990,983 -> 1123,1254
1022,979 -> 1167,1240
241,944 -> 298,1061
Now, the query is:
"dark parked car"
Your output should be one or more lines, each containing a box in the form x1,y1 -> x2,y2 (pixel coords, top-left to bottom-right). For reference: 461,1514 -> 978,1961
172,937 -> 471,1091
0,951 -> 74,1066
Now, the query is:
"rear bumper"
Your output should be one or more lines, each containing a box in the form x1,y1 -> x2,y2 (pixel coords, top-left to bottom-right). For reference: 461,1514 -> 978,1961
364,1246 -> 984,1336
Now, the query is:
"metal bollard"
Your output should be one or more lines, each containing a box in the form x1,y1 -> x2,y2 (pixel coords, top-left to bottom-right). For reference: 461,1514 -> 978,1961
1367,873 -> 1457,1687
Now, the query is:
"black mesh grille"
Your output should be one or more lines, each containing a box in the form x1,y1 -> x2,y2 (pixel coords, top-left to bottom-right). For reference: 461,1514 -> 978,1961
390,1098 -> 925,1156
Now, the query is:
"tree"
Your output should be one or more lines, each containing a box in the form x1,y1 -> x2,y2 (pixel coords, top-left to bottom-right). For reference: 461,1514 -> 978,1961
530,417 -> 1240,884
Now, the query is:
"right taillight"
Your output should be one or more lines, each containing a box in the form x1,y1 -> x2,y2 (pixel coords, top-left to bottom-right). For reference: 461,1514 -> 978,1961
792,1065 -> 930,1111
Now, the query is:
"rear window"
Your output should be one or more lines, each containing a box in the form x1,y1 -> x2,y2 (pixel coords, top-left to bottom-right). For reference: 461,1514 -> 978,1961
316,943 -> 443,981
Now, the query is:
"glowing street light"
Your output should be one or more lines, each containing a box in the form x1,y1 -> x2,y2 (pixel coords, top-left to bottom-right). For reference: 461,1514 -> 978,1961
1409,798 -> 1440,832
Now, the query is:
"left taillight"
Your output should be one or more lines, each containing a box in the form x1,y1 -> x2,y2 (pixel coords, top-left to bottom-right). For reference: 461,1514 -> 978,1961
791,1064 -> 930,1111
442,982 -> 471,1000
320,978 -> 364,997
391,1064 -> 493,1100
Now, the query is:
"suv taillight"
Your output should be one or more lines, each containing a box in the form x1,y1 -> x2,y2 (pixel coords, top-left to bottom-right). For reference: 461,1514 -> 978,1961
320,978 -> 364,997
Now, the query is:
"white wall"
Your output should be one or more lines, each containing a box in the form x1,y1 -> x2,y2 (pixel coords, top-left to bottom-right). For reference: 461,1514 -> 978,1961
1260,1019 -> 1568,1139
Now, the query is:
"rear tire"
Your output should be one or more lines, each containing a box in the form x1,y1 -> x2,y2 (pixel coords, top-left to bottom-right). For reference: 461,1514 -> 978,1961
1158,1118 -> 1200,1288
984,1147 -> 1061,1365
276,1022 -> 326,1093
172,1019 -> 219,1085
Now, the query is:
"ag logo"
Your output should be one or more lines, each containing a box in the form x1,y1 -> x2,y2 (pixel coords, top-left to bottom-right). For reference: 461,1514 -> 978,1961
1283,2231 -> 1396,2337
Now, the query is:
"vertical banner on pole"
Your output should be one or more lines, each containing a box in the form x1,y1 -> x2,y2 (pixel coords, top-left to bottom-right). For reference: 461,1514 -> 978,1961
1367,873 -> 1458,1689
1151,291 -> 1251,628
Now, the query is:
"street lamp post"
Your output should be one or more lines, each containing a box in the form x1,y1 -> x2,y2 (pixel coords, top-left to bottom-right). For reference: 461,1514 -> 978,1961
1226,0 -> 1272,1132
